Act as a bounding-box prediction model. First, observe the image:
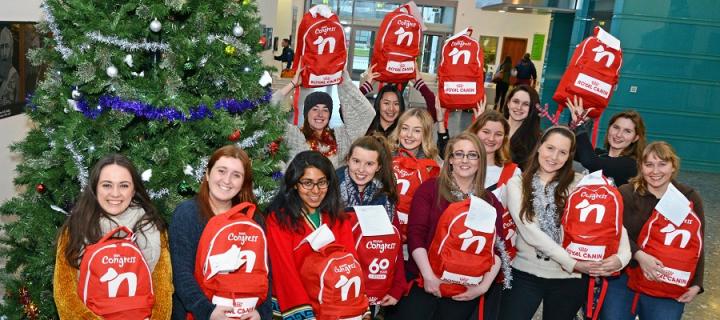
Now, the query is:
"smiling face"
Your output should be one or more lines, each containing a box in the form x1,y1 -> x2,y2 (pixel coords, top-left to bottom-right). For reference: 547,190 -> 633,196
537,132 -> 572,177
607,117 -> 639,155
379,91 -> 401,127
506,90 -> 531,122
307,104 -> 330,132
347,147 -> 381,192
476,120 -> 505,156
449,139 -> 481,180
641,152 -> 675,194
96,164 -> 135,216
206,156 -> 245,210
398,116 -> 423,151
297,167 -> 329,212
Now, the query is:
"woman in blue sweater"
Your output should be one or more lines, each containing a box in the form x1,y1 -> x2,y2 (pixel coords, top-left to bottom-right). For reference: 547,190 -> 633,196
169,145 -> 271,320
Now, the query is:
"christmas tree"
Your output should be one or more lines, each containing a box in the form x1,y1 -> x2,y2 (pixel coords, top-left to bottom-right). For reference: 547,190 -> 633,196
0,0 -> 286,318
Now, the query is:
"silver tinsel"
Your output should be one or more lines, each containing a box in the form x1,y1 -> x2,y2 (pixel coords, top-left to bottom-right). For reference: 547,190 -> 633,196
86,31 -> 170,52
194,157 -> 209,182
494,235 -> 513,289
207,34 -> 251,53
531,174 -> 561,260
237,130 -> 266,149
50,204 -> 70,216
253,186 -> 273,204
148,188 -> 170,199
41,3 -> 73,60
65,139 -> 89,190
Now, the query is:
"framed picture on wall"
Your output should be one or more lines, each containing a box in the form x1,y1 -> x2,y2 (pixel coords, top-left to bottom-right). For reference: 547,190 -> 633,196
479,35 -> 498,71
0,22 -> 42,120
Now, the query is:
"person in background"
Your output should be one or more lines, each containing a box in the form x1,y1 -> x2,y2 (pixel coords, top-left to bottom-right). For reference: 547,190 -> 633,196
361,63 -> 437,136
503,85 -> 542,170
274,38 -> 294,70
514,53 -> 537,87
565,95 -> 647,186
53,154 -> 172,319
493,56 -> 512,111
170,145 -> 269,320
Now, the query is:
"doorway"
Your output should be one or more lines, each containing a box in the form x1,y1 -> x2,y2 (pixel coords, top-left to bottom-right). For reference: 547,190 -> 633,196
500,37 -> 528,83
348,28 -> 376,80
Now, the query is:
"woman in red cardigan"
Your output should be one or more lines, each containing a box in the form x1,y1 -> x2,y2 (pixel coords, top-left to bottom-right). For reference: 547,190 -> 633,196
265,150 -> 362,320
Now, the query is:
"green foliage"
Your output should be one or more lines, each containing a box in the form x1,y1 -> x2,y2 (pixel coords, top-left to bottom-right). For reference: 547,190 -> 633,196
0,0 -> 285,318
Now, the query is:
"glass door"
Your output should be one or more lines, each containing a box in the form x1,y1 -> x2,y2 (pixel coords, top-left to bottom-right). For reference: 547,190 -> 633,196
348,28 -> 376,80
419,33 -> 447,74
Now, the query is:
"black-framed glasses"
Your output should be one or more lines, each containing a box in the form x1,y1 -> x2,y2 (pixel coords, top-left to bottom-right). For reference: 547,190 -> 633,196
298,179 -> 330,190
450,151 -> 480,160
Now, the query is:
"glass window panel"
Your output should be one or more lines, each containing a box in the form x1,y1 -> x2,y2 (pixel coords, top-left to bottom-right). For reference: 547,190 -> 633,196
351,29 -> 375,76
480,36 -> 499,69
420,34 -> 444,74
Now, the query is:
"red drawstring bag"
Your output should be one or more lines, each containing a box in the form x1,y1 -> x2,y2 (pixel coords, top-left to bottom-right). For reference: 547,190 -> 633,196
438,27 -> 485,110
371,1 -> 424,84
392,148 -> 440,243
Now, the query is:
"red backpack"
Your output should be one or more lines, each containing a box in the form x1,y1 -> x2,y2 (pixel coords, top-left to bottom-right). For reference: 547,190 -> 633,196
78,226 -> 154,320
297,239 -> 369,320
348,210 -> 402,305
627,202 -> 702,299
423,197 -> 497,297
371,2 -> 423,83
562,172 -> 623,262
392,149 -> 440,242
437,27 -> 485,110
292,4 -> 347,88
492,163 -> 519,261
552,26 -> 622,118
193,202 -> 268,318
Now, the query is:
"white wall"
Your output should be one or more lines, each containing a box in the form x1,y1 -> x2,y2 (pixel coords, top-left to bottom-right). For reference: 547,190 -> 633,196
454,2 -> 551,80
0,0 -> 42,21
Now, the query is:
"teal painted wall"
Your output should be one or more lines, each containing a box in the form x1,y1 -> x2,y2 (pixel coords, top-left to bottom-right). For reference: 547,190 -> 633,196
602,0 -> 720,172
539,12 -> 574,128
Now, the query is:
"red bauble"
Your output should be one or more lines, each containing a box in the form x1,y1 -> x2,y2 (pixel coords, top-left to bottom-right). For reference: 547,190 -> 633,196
35,184 -> 46,193
269,141 -> 279,155
228,129 -> 241,141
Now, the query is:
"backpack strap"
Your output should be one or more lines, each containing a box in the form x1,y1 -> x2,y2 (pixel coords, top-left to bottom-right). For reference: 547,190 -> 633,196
98,226 -> 134,243
396,148 -> 417,160
293,85 -> 301,125
497,163 -> 518,187
225,202 -> 256,220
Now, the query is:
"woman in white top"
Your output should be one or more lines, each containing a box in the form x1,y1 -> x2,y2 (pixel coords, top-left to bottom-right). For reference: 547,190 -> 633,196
499,126 -> 631,320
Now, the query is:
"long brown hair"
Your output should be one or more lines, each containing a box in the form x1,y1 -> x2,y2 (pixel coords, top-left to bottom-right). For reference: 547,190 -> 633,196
61,154 -> 165,268
519,126 -> 577,223
345,135 -> 398,202
197,145 -> 256,222
389,108 -> 439,160
630,141 -> 680,196
466,110 -> 511,166
604,110 -> 646,160
438,132 -> 487,202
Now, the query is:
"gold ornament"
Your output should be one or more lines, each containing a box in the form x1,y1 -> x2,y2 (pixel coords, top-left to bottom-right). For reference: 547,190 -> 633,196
224,45 -> 237,56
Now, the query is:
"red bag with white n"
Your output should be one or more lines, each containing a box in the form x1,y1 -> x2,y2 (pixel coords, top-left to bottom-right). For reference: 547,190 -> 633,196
371,1 -> 424,83
293,4 -> 347,88
437,27 -> 485,110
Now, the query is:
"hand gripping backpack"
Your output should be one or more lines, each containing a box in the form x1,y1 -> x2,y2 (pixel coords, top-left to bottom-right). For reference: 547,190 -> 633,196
552,26 -> 622,119
392,148 -> 440,243
627,187 -> 702,301
437,27 -> 485,110
371,1 -> 424,83
292,4 -> 347,88
193,202 -> 268,318
423,196 -> 497,297
78,226 -> 154,320
297,238 -> 368,320
348,209 -> 402,305
561,171 -> 623,319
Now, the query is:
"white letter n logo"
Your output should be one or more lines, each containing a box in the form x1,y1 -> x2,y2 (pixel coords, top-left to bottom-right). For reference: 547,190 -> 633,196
313,36 -> 336,55
576,199 -> 606,224
334,275 -> 361,301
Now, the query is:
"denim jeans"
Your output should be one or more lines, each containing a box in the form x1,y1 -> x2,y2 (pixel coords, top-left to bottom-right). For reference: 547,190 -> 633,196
598,272 -> 685,320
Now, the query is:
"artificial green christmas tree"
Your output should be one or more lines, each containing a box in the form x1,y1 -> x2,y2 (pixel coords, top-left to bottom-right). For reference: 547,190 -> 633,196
0,0 -> 286,318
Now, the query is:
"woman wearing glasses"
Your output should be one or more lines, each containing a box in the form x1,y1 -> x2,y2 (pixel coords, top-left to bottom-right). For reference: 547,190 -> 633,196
387,133 -> 505,320
264,151 -> 359,320
499,126 -> 631,320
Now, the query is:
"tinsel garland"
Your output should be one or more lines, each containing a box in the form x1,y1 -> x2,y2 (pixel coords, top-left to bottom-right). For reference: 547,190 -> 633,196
531,174 -> 561,260
70,90 -> 271,121
85,31 -> 169,52
237,130 -> 267,149
207,34 -> 251,54
494,235 -> 513,289
148,188 -> 170,199
194,157 -> 209,182
41,2 -> 73,60
65,139 -> 89,190
271,171 -> 283,181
